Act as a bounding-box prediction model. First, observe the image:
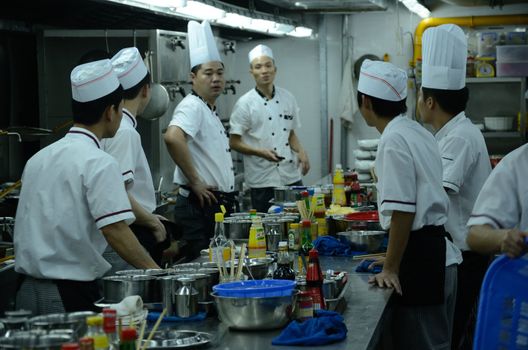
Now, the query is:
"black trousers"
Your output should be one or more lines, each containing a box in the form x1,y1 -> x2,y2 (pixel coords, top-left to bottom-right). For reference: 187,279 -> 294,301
452,251 -> 491,350
250,179 -> 303,213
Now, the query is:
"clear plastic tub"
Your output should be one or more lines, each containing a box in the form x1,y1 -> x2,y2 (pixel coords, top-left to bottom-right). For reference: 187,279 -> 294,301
496,61 -> 528,77
496,45 -> 528,62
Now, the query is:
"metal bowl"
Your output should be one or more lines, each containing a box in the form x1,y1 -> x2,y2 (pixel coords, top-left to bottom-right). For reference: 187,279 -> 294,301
329,215 -> 382,234
337,230 -> 386,253
102,275 -> 160,303
225,257 -> 273,280
0,331 -> 72,349
224,219 -> 252,240
212,291 -> 297,330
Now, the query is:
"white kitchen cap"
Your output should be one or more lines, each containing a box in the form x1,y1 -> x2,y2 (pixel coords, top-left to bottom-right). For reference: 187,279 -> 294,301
188,20 -> 222,69
71,59 -> 120,103
358,59 -> 407,102
422,24 -> 467,90
248,44 -> 274,63
111,47 -> 148,90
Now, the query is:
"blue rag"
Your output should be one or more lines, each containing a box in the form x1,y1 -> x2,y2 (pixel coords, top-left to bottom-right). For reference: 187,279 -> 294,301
313,236 -> 368,257
355,259 -> 382,274
272,310 -> 347,346
146,311 -> 207,323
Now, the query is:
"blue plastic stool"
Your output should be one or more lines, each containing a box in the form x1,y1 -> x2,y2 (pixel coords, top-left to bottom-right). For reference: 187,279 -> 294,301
473,254 -> 528,350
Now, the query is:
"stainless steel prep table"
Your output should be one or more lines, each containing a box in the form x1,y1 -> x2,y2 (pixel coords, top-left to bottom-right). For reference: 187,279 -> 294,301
159,256 -> 393,350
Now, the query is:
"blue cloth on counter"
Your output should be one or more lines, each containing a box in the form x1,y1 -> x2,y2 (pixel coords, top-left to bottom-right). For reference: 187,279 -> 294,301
355,259 -> 383,274
313,236 -> 367,257
147,311 -> 207,323
272,310 -> 347,346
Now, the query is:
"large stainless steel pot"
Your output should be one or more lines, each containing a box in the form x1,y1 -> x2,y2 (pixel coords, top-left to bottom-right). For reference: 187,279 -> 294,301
337,230 -> 386,253
273,186 -> 307,203
224,219 -> 252,240
102,275 -> 160,303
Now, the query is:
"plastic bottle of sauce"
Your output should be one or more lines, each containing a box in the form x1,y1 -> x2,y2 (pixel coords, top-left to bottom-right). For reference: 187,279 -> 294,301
209,212 -> 231,263
119,328 -> 137,350
332,164 -> 346,206
273,241 -> 296,280
86,316 -> 109,350
306,248 -> 326,310
248,210 -> 266,258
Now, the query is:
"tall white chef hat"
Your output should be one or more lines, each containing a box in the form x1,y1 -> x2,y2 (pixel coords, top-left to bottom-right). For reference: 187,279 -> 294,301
188,20 -> 222,69
248,44 -> 274,63
358,59 -> 407,101
422,24 -> 467,90
111,47 -> 149,90
71,59 -> 120,103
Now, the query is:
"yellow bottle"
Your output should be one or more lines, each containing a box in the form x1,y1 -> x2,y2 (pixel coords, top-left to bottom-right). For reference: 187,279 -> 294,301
248,213 -> 266,258
86,316 -> 109,350
332,164 -> 346,206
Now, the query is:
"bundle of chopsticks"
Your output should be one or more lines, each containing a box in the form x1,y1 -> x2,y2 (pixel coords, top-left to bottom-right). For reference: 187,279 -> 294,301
216,242 -> 246,282
131,308 -> 166,350
296,199 -> 313,221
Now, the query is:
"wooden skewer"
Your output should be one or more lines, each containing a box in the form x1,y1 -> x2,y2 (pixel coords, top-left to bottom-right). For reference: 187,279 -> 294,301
136,319 -> 146,350
236,243 -> 246,280
230,241 -> 235,280
140,308 -> 167,350
352,252 -> 386,261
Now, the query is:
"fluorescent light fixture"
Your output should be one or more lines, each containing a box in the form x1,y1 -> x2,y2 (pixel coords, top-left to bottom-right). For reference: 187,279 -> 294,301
399,0 -> 430,18
132,0 -> 186,8
250,18 -> 276,33
215,12 -> 252,29
267,23 -> 295,36
176,0 -> 226,20
287,26 -> 313,38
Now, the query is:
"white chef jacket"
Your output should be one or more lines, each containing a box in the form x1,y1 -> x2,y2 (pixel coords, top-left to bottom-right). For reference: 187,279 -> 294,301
101,108 -> 156,213
376,115 -> 462,266
468,144 -> 528,231
435,112 -> 491,251
229,87 -> 302,188
14,127 -> 135,281
168,93 -> 235,193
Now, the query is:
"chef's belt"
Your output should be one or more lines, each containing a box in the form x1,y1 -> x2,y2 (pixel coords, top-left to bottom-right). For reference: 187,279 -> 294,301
395,225 -> 452,306
179,185 -> 239,216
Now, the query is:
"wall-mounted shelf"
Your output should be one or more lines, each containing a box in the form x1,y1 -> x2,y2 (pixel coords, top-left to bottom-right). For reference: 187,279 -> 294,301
466,77 -> 527,154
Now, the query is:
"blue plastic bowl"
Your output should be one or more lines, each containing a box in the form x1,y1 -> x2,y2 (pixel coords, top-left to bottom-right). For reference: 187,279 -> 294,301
213,279 -> 296,298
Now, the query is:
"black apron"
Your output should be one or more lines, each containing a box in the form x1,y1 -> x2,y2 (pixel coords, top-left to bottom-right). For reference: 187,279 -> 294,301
395,225 -> 451,306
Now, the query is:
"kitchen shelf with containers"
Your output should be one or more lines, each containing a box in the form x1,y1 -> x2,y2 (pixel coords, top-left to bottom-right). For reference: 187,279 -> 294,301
465,76 -> 527,150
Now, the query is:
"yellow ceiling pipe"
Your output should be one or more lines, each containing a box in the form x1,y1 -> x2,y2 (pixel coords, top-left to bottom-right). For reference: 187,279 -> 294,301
414,14 -> 528,65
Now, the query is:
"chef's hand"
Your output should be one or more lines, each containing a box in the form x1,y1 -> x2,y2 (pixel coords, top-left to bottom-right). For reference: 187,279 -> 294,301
368,269 -> 402,295
500,228 -> 528,258
150,214 -> 167,243
189,181 -> 217,207
366,257 -> 385,270
260,149 -> 281,162
298,151 -> 310,176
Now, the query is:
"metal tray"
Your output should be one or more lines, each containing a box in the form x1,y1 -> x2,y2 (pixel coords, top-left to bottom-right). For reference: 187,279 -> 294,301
141,330 -> 212,349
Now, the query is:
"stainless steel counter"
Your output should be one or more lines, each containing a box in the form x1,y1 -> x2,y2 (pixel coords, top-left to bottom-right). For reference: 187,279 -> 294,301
163,256 -> 392,350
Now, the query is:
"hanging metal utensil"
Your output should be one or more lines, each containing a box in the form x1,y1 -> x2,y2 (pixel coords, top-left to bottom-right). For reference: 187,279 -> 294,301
6,126 -> 53,142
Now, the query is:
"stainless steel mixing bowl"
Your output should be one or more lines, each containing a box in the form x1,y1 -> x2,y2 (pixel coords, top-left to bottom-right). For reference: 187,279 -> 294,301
212,291 -> 298,330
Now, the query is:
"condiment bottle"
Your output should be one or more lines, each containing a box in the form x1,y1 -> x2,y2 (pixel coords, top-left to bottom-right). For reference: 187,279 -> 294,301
296,291 -> 314,321
79,337 -> 95,350
332,164 -> 346,206
119,328 -> 137,350
288,223 -> 300,251
273,241 -> 295,280
86,316 -> 109,350
248,210 -> 266,258
349,173 -> 363,208
312,190 -> 327,236
300,220 -> 313,256
209,212 -> 231,263
102,308 -> 117,349
61,344 -> 80,350
306,248 -> 326,310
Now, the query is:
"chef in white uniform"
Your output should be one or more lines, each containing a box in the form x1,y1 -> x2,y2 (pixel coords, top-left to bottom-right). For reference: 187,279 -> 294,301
164,20 -> 235,260
467,147 -> 528,257
419,24 -> 492,350
229,44 -> 310,213
102,47 -> 170,269
357,59 -> 462,349
14,59 -> 159,315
